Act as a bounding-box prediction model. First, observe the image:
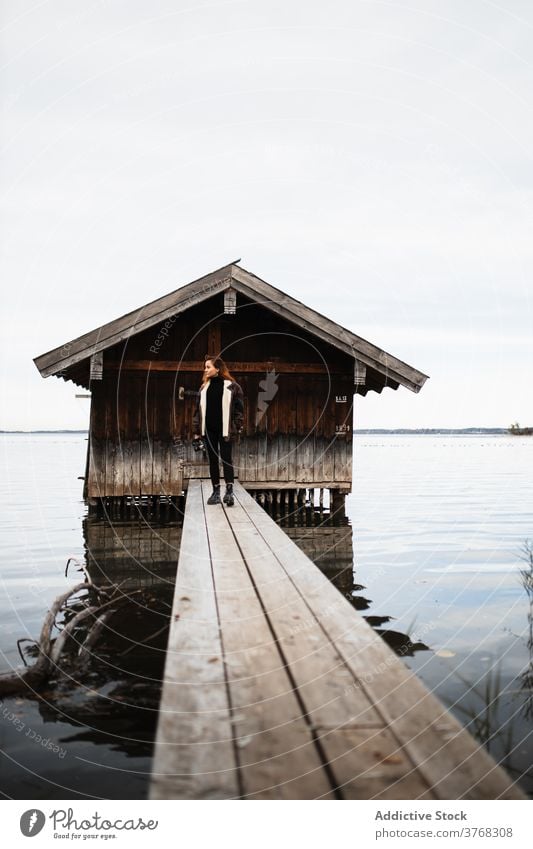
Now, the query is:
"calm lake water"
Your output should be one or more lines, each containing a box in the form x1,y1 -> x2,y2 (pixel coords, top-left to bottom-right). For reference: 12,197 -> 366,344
0,432 -> 531,799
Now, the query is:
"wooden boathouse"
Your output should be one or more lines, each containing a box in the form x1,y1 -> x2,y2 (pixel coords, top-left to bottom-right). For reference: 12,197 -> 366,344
33,261 -> 428,514
33,263 -> 526,799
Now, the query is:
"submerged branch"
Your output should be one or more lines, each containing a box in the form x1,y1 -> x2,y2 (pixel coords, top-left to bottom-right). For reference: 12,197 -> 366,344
0,580 -> 132,697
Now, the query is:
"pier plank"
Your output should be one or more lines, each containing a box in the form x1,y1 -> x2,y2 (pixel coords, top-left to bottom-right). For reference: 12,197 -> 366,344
225,505 -> 434,799
151,479 -> 527,801
232,482 -> 525,800
150,481 -> 239,800
203,482 -> 334,799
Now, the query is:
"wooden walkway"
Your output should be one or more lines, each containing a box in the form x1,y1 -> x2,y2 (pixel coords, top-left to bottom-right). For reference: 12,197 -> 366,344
149,480 -> 526,800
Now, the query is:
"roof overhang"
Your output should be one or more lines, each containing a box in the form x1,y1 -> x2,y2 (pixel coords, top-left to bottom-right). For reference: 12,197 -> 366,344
33,261 -> 429,394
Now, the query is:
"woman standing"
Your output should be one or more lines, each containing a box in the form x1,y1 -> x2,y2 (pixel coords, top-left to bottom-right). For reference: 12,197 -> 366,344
192,355 -> 244,506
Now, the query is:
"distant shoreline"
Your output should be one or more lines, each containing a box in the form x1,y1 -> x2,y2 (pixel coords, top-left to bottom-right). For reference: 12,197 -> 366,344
1,430 -> 89,434
0,428 -> 511,435
354,428 -> 509,435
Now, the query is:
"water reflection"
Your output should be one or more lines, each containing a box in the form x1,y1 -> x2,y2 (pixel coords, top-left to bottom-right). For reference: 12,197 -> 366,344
83,516 -> 181,589
287,508 -> 531,795
2,433 -> 531,798
428,540 -> 533,794
284,509 -> 430,658
42,517 -> 182,754
0,517 -> 180,799
3,498 -> 530,799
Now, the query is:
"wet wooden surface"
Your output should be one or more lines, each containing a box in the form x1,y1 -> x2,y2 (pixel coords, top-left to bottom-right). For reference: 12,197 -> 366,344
150,480 -> 527,800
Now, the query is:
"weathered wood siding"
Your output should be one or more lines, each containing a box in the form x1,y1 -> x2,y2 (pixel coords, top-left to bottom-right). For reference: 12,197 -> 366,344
86,294 -> 354,498
88,374 -> 185,498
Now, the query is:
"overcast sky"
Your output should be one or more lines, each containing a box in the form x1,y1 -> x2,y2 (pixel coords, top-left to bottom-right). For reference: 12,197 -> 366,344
1,0 -> 532,430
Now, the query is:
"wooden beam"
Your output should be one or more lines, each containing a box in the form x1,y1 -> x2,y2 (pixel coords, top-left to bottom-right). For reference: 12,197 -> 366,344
354,360 -> 366,386
182,480 -> 352,491
224,287 -> 237,314
90,351 -> 103,381
206,322 -> 221,356
104,360 -> 351,374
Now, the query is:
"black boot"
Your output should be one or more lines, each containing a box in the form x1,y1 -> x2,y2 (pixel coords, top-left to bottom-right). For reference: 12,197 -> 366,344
223,483 -> 234,506
207,485 -> 221,505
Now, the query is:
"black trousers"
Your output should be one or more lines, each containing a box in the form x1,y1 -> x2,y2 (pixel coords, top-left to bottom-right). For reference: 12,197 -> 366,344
204,429 -> 234,486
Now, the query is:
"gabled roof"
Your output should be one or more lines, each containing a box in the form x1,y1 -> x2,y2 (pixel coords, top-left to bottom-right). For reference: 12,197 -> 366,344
34,261 -> 429,394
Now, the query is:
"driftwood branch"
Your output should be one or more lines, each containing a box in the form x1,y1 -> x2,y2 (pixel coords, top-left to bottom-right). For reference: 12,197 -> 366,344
0,581 -> 90,696
49,605 -> 100,664
77,609 -> 116,664
0,580 -> 134,697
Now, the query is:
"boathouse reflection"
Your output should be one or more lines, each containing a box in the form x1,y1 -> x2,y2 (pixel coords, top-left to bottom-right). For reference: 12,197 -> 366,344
33,499 -> 430,758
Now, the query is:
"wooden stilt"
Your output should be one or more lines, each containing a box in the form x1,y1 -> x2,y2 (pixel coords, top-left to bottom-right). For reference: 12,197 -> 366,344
331,490 -> 346,525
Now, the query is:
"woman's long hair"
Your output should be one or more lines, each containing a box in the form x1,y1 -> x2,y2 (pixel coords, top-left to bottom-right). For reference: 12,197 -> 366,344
200,355 -> 236,387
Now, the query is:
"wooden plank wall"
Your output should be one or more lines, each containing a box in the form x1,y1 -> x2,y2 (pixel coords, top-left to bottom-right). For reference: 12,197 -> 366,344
88,375 -> 184,498
87,371 -> 354,498
230,373 -> 353,487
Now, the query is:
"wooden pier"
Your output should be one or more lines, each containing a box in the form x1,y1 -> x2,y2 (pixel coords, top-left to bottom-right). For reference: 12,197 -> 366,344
149,480 -> 526,800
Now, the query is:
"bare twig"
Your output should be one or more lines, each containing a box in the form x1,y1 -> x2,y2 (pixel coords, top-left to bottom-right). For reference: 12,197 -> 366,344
16,638 -> 38,667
